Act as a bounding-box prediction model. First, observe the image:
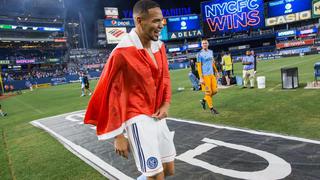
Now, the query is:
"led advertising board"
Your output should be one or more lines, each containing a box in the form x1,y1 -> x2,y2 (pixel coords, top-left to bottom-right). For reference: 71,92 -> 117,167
265,10 -> 312,26
166,15 -> 202,40
104,7 -> 119,19
16,59 -> 36,64
267,0 -> 312,18
167,15 -> 201,32
313,0 -> 320,18
276,39 -> 314,49
299,28 -> 318,35
0,60 -> 10,65
105,27 -> 127,44
201,0 -> 265,35
276,30 -> 297,38
0,24 -> 64,32
104,19 -> 135,27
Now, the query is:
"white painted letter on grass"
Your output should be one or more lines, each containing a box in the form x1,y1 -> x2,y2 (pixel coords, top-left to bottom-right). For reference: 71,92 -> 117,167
176,138 -> 291,180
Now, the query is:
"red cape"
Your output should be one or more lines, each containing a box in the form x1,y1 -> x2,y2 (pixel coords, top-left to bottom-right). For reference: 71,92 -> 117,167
84,30 -> 171,140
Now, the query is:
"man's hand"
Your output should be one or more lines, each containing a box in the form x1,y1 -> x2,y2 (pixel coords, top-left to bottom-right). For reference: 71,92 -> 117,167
216,73 -> 220,79
114,134 -> 130,159
200,78 -> 205,85
152,102 -> 170,120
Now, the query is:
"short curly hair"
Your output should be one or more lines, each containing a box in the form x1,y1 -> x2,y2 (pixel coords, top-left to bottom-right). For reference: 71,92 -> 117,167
133,0 -> 160,18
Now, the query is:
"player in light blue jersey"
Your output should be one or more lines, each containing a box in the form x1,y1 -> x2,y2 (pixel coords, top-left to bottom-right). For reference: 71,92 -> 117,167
197,39 -> 220,115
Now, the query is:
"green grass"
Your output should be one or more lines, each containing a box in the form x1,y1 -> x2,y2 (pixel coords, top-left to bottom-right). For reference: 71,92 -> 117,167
1,54 -> 320,179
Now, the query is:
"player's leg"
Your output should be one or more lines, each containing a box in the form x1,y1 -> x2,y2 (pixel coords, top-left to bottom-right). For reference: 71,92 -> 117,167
249,69 -> 255,88
225,71 -> 231,86
211,75 -> 218,95
162,161 -> 174,176
81,84 -> 85,96
210,75 -> 219,114
157,119 -> 176,177
243,70 -> 249,88
203,76 -> 213,109
126,115 -> 164,179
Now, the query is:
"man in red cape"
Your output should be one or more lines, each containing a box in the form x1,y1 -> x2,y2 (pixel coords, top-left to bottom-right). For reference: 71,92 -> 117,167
84,0 -> 176,179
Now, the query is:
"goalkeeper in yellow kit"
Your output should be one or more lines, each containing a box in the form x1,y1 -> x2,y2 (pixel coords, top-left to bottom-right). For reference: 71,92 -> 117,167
197,39 -> 220,115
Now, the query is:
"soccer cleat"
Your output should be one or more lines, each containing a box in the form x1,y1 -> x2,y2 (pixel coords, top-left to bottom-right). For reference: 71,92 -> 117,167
210,108 -> 219,115
89,93 -> 92,96
200,99 -> 206,110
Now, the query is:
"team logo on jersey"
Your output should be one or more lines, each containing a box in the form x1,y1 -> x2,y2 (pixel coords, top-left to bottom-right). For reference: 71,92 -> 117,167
147,157 -> 158,169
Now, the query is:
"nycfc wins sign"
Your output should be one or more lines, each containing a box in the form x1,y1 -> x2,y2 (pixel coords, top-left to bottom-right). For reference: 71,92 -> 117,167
201,0 -> 265,35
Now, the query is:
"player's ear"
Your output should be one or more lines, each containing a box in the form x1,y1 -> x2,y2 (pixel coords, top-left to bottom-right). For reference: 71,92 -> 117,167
135,16 -> 143,25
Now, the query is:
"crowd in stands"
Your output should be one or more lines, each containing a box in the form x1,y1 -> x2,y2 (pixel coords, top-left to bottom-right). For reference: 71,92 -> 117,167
0,47 -> 65,63
1,66 -> 66,81
67,49 -> 111,75
1,49 -> 111,81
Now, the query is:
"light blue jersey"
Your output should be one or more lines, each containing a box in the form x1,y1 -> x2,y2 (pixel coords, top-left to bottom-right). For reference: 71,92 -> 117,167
197,49 -> 214,76
79,76 -> 85,85
243,55 -> 255,70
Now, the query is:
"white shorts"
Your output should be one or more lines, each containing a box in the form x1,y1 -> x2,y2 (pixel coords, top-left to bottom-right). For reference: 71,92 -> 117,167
81,84 -> 85,89
125,115 -> 176,177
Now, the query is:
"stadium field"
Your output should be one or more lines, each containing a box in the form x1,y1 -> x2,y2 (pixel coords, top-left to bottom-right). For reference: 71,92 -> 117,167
1,54 -> 320,179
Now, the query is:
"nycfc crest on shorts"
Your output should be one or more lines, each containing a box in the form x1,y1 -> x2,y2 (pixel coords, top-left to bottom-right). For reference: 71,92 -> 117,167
147,157 -> 158,169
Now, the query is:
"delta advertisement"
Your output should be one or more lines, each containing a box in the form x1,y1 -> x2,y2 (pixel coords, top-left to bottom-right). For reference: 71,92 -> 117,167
105,27 -> 127,44
166,15 -> 202,40
201,0 -> 265,35
266,0 -> 312,26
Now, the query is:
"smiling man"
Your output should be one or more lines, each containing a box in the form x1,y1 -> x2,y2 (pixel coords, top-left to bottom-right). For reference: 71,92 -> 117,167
84,0 -> 176,180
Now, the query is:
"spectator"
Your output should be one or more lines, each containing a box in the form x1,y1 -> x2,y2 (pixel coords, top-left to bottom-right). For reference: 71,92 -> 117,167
221,51 -> 233,86
242,51 -> 255,88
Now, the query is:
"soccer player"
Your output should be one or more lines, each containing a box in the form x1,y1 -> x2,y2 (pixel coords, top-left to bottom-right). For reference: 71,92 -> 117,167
84,1 -> 176,180
197,39 -> 220,115
242,51 -> 255,88
221,51 -> 233,86
83,73 -> 92,96
79,72 -> 86,97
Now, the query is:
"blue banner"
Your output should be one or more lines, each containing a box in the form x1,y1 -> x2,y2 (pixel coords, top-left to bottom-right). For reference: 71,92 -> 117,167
201,0 -> 265,35
38,27 -> 64,32
268,0 -> 312,18
104,19 -> 135,27
276,30 -> 297,38
298,28 -> 318,35
167,15 -> 201,32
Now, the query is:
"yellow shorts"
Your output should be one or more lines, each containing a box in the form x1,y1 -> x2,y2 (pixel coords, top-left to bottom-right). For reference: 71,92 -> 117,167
201,75 -> 218,94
